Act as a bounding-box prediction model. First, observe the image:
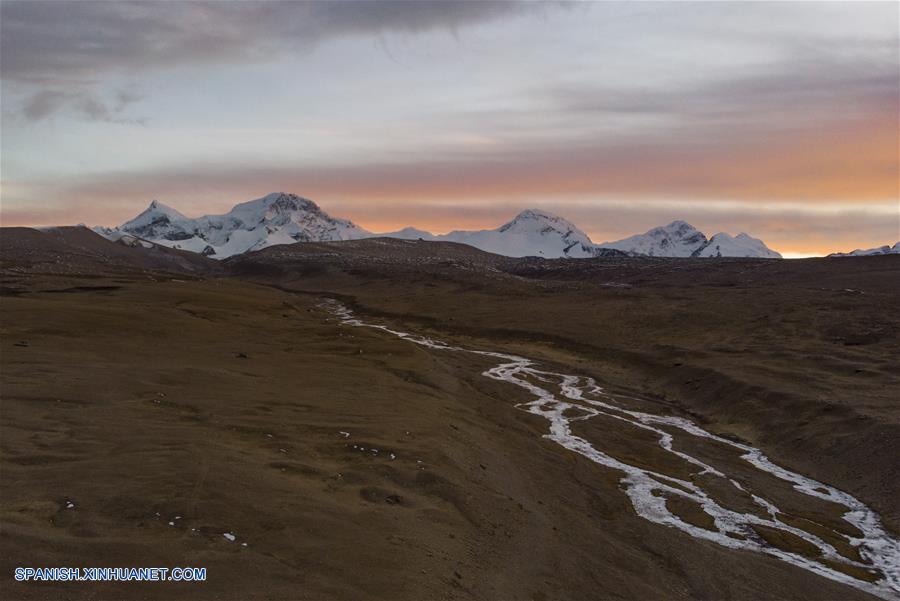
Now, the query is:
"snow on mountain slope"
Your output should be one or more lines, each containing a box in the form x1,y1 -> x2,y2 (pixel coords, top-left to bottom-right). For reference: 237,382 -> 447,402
446,210 -> 596,258
381,209 -> 596,258
381,226 -> 439,241
103,193 -> 371,258
828,242 -> 900,257
118,200 -> 194,240
89,227 -> 155,249
100,194 -> 782,260
695,232 -> 782,258
598,221 -> 782,258
598,220 -> 709,257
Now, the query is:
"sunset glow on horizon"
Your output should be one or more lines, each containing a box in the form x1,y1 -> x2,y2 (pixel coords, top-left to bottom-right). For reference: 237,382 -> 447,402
2,1 -> 898,257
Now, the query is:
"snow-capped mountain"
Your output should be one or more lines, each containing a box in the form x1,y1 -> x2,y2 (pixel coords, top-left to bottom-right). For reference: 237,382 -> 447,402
596,221 -> 781,258
385,209 -> 596,258
384,226 -> 438,241
828,242 -> 900,257
99,193 -> 371,258
597,221 -> 710,257
694,232 -> 781,258
98,193 -> 782,260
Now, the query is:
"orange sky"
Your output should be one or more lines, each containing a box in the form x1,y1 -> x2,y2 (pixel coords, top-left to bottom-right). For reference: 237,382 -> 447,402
3,106 -> 897,256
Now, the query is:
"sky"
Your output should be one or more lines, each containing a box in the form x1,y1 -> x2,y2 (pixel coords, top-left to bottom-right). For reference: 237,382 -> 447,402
1,1 -> 898,257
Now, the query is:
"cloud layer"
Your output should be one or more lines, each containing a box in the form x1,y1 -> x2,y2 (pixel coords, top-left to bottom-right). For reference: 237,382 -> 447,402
2,0 -> 540,121
1,0 -> 536,82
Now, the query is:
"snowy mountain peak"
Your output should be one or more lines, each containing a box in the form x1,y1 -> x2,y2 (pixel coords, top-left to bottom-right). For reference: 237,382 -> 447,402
248,192 -> 319,212
657,220 -> 703,238
489,209 -> 595,257
225,192 -> 335,230
499,209 -> 580,233
505,208 -> 559,222
600,220 -> 708,257
385,226 -> 436,240
663,219 -> 694,230
383,208 -> 596,258
138,199 -> 184,219
119,199 -> 192,241
597,221 -> 781,258
696,232 -> 782,258
107,192 -> 370,258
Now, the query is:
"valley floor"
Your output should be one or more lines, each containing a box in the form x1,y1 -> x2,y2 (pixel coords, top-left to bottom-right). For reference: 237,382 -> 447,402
1,245 -> 898,600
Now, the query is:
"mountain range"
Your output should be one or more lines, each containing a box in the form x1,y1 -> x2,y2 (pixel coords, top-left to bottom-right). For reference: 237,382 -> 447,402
95,192 -> 783,259
828,242 -> 900,257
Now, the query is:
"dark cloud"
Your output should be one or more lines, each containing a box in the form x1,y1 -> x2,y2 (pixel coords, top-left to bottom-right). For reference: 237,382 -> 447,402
0,0 -> 540,83
1,0 -> 546,121
20,89 -> 68,121
19,88 -> 145,124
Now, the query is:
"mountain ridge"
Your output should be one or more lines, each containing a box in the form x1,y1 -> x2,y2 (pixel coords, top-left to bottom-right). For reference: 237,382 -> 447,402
384,208 -> 599,258
96,192 -> 782,260
98,192 -> 371,258
828,242 -> 900,257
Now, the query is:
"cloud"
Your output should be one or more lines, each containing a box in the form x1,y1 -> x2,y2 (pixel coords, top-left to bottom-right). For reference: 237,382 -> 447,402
20,89 -> 68,121
0,0 -> 543,83
1,0 -> 548,121
19,88 -> 145,124
545,51 -> 898,127
445,33 -> 898,155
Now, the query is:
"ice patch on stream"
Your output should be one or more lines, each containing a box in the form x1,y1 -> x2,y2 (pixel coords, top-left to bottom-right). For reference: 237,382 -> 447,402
323,300 -> 900,599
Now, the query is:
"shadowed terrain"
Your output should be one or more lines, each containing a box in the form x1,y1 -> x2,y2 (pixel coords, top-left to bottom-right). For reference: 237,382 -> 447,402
1,228 -> 898,600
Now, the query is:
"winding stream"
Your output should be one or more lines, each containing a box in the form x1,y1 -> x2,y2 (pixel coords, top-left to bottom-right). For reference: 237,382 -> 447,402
324,300 -> 900,600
